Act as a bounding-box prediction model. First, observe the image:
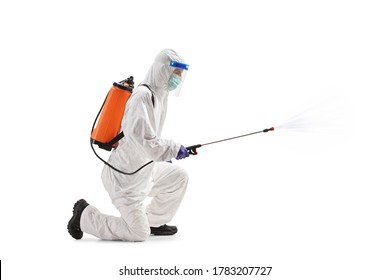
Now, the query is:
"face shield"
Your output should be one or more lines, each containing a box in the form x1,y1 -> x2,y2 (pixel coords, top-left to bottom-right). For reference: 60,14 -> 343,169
168,61 -> 189,97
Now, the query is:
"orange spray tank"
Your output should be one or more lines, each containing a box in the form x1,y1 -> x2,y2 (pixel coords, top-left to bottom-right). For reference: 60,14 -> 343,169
91,77 -> 134,151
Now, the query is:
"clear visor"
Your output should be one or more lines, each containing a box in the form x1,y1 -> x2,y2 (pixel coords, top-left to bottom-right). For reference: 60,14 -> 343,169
168,61 -> 189,97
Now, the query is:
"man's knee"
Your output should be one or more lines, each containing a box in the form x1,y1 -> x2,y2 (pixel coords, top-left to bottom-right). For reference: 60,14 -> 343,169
121,214 -> 151,242
175,167 -> 189,185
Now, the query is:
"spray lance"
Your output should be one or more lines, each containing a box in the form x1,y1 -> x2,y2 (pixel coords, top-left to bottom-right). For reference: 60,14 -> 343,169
185,127 -> 275,155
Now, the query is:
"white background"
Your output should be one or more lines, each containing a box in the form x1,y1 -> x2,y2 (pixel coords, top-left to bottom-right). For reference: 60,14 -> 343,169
1,0 -> 389,279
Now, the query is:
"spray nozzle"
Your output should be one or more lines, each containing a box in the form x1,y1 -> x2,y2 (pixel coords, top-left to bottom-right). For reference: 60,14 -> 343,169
262,127 -> 275,133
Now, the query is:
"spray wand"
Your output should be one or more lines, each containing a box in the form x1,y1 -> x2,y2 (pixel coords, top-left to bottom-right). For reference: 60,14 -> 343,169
186,127 -> 275,155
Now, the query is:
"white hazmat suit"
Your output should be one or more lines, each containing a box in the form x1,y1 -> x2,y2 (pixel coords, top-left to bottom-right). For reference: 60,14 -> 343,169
80,49 -> 189,241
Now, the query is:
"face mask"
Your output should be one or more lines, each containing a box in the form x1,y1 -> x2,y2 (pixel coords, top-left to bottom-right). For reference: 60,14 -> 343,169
168,74 -> 182,91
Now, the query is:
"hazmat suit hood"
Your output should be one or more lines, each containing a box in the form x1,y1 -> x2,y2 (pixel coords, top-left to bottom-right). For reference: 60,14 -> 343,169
140,49 -> 185,96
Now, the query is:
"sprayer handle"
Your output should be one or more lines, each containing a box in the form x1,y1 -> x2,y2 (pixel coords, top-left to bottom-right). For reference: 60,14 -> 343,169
186,144 -> 202,156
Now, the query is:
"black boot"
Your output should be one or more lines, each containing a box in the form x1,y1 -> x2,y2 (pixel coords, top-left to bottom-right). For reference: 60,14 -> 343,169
150,224 -> 178,236
67,199 -> 89,240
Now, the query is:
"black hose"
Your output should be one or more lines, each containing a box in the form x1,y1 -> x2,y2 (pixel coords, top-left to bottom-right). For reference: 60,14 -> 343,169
90,140 -> 153,175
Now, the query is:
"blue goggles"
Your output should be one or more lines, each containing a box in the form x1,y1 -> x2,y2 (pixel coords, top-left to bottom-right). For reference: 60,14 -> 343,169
169,61 -> 189,70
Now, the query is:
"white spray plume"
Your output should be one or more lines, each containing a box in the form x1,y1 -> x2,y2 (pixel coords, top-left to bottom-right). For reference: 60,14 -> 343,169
276,94 -> 348,135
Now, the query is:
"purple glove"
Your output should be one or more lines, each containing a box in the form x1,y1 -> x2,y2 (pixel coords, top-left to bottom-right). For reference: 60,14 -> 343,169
176,145 -> 189,160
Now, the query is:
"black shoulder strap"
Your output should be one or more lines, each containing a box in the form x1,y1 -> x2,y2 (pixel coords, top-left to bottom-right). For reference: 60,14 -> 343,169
139,84 -> 155,107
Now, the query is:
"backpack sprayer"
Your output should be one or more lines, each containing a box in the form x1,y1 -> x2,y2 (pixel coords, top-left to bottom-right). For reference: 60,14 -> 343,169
90,76 -> 275,175
90,76 -> 154,175
91,76 -> 134,151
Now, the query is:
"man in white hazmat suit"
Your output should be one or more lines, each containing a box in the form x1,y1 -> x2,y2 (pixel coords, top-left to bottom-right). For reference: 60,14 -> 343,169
68,49 -> 190,241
